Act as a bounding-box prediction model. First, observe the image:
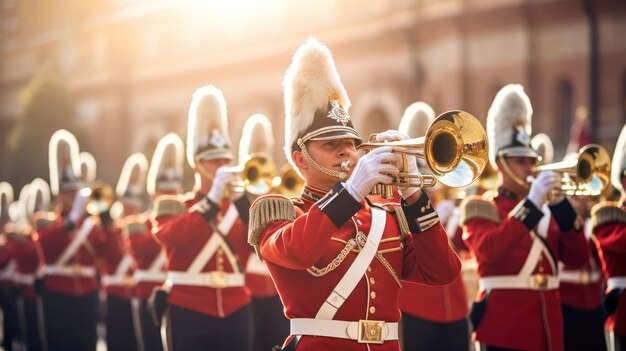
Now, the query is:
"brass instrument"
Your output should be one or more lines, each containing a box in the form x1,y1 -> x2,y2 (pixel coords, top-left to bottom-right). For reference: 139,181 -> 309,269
529,144 -> 611,197
81,181 -> 114,215
228,153 -> 276,196
275,164 -> 304,198
358,110 -> 489,199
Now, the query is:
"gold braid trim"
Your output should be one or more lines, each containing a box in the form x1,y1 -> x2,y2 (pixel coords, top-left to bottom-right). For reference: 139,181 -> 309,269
152,195 -> 185,220
307,238 -> 358,277
248,196 -> 297,261
392,206 -> 410,239
460,197 -> 501,225
591,202 -> 626,233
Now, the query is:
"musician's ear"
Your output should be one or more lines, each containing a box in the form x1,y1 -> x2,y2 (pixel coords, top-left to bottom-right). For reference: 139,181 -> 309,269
292,151 -> 308,170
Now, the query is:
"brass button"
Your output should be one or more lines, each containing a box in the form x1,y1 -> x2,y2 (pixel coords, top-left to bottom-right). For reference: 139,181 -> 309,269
538,266 -> 545,273
367,266 -> 372,272
369,306 -> 376,314
357,219 -> 362,225
369,277 -> 375,285
370,291 -> 376,299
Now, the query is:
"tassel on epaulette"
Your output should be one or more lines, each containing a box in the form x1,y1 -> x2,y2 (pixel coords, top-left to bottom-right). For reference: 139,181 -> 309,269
461,197 -> 501,224
591,202 -> 626,233
248,196 -> 297,260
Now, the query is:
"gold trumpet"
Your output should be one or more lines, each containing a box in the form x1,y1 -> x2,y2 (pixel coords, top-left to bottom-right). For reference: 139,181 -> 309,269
275,164 -> 304,198
81,181 -> 114,215
228,153 -> 277,196
529,144 -> 611,197
358,110 -> 489,199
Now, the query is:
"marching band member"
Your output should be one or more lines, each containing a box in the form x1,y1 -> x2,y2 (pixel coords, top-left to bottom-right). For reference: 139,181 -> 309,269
152,86 -> 253,351
248,38 -> 461,351
130,133 -> 185,351
33,129 -> 104,351
460,84 -> 588,351
0,181 -> 21,351
396,102 -> 470,351
239,113 -> 290,351
591,124 -> 626,351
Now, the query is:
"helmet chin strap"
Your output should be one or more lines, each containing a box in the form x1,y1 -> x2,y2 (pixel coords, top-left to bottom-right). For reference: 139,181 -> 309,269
498,156 -> 530,196
297,138 -> 351,181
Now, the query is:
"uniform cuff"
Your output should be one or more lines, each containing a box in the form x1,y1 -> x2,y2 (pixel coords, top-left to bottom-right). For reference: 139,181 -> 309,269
548,198 -> 578,232
196,198 -> 221,223
316,182 -> 362,228
402,190 -> 439,233
234,193 -> 251,225
511,199 -> 544,230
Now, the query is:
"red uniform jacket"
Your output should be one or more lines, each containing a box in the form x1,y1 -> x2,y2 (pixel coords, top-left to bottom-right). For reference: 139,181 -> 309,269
127,219 -> 165,300
462,189 -> 588,351
99,222 -> 134,299
558,234 -> 603,311
592,201 -> 626,336
0,235 -> 19,288
13,235 -> 40,300
33,215 -> 104,296
153,194 -> 251,318
252,184 -> 461,351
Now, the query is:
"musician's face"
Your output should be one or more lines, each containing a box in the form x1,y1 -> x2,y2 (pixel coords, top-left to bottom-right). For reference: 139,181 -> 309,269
294,138 -> 358,189
58,188 -> 78,214
505,156 -> 537,180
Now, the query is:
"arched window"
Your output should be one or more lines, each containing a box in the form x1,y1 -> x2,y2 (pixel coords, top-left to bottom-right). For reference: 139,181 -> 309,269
556,79 -> 574,159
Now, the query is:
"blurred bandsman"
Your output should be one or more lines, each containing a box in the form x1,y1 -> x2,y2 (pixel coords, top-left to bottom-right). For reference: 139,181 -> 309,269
0,181 -> 21,351
33,129 -> 104,351
239,113 -> 289,351
591,124 -> 626,351
80,151 -> 97,185
99,153 -> 149,351
130,133 -> 185,351
14,178 -> 51,351
396,102 -> 470,351
152,86 -> 253,351
460,84 -> 588,350
248,38 -> 461,351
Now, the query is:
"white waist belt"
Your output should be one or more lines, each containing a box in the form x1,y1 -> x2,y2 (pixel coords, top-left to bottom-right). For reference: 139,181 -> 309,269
290,318 -> 398,344
167,271 -> 244,288
133,270 -> 166,283
101,275 -> 134,287
14,273 -> 35,285
42,265 -> 96,278
608,277 -> 626,290
559,270 -> 601,284
480,274 -> 559,291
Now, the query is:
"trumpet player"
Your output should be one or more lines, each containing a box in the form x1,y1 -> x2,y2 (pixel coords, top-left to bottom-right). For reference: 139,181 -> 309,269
248,38 -> 460,351
460,84 -> 589,351
591,124 -> 626,351
33,129 -> 105,351
152,86 -> 253,351
238,113 -> 290,351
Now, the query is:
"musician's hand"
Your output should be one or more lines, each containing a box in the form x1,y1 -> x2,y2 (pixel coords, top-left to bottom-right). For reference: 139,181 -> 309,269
344,146 -> 400,202
376,130 -> 421,198
527,170 -> 561,208
207,166 -> 235,205
68,190 -> 88,225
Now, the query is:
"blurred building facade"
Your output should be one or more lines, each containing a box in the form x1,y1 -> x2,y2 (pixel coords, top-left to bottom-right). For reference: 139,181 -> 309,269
1,0 -> 625,187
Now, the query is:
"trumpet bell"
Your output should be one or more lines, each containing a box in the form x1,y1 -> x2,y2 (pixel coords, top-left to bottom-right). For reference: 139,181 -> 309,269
81,181 -> 114,215
230,153 -> 277,196
276,164 -> 304,198
425,111 -> 489,188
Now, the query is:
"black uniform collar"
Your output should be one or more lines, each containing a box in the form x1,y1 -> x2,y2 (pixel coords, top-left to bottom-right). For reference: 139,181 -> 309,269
498,186 -> 520,201
301,184 -> 327,203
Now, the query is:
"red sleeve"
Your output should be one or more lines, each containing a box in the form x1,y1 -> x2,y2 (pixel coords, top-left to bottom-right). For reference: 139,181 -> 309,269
463,215 -> 529,264
401,222 -> 462,285
152,211 -> 209,249
595,222 -> 626,254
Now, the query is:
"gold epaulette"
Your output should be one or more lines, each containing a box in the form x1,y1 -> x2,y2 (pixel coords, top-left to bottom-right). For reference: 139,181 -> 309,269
32,212 -> 56,230
152,195 -> 186,220
591,201 -> 626,233
124,221 -> 146,237
460,195 -> 501,225
248,195 -> 297,260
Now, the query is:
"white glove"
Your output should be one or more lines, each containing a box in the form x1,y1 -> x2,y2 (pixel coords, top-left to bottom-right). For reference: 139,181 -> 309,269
527,170 -> 561,209
68,190 -> 88,224
344,146 -> 400,202
375,130 -> 420,198
207,166 -> 235,204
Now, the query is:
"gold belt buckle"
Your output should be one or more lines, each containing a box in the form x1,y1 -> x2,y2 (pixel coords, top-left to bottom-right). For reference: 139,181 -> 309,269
72,264 -> 84,276
532,274 -> 549,290
357,320 -> 385,344
209,271 -> 228,288
580,271 -> 590,284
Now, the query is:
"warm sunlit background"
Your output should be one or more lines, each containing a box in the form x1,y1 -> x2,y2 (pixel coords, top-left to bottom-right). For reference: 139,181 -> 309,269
1,0 -> 625,193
